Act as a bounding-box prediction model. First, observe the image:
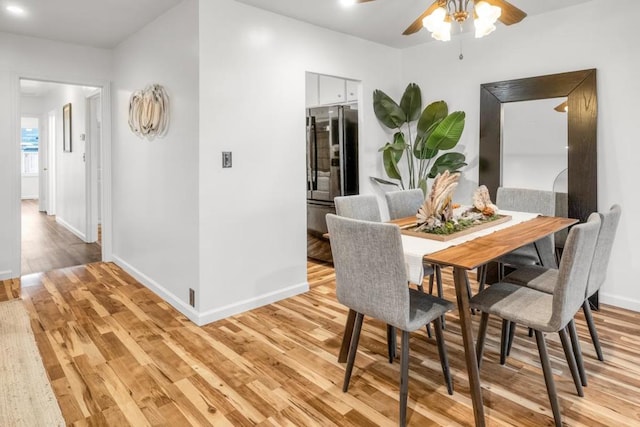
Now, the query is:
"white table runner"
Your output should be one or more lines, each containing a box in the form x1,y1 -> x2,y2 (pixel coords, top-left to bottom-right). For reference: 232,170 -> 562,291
403,210 -> 540,285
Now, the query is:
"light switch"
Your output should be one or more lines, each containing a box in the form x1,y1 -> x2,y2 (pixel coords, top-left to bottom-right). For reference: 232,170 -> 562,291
222,151 -> 232,168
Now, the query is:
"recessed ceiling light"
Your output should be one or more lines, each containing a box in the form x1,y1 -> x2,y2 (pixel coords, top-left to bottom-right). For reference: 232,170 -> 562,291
6,5 -> 26,16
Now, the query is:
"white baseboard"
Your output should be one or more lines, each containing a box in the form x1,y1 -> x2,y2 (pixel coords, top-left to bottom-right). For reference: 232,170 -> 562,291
56,217 -> 87,241
0,270 -> 13,281
21,195 -> 38,200
111,255 -> 309,326
599,292 -> 640,313
112,255 -> 200,324
197,281 -> 309,326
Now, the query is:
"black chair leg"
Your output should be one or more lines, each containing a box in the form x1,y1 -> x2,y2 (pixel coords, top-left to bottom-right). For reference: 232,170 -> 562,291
476,312 -> 489,368
568,319 -> 587,386
399,330 -> 410,427
434,317 -> 453,395
535,330 -> 562,427
428,271 -> 435,295
478,264 -> 488,293
582,299 -> 604,361
507,321 -> 516,356
435,265 -> 446,328
558,328 -> 584,397
500,319 -> 511,365
387,324 -> 397,363
343,312 -> 364,392
464,272 -> 476,315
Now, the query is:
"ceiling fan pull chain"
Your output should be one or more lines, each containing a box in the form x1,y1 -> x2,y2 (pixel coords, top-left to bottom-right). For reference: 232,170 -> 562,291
459,39 -> 464,60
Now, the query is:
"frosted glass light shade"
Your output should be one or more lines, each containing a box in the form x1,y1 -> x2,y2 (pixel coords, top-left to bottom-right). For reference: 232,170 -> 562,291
423,7 -> 451,41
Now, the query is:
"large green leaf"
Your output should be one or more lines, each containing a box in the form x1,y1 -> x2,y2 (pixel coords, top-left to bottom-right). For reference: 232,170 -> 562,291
382,146 -> 403,181
373,90 -> 406,129
413,120 -> 442,159
427,152 -> 468,178
416,101 -> 448,140
426,111 -> 466,151
399,83 -> 422,122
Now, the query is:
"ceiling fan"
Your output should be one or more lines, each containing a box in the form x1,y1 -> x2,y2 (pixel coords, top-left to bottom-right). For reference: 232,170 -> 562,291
352,0 -> 527,40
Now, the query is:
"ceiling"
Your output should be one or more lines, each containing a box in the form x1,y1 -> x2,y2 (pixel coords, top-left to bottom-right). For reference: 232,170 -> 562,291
0,0 -> 593,50
234,0 -> 595,48
0,0 -> 183,49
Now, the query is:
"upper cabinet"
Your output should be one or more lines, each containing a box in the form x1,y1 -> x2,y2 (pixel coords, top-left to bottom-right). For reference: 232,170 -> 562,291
306,72 -> 359,107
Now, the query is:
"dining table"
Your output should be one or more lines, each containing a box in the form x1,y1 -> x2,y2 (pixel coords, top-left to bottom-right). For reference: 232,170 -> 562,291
336,210 -> 578,427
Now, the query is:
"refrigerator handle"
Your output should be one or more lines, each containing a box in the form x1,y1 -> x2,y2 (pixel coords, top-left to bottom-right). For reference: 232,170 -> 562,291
338,106 -> 346,196
307,114 -> 316,192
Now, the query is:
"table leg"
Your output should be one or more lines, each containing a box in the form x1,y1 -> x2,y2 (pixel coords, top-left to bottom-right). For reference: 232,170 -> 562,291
454,267 -> 486,427
338,309 -> 356,363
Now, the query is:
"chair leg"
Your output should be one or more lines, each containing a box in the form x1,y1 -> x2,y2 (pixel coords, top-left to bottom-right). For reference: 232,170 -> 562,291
464,272 -> 475,316
434,317 -> 453,395
343,312 -> 364,392
426,322 -> 433,339
476,312 -> 489,368
387,324 -> 397,363
338,309 -> 356,363
500,319 -> 511,365
507,321 -> 516,356
558,328 -> 584,397
582,300 -> 604,361
534,330 -> 562,427
399,330 -> 410,427
568,320 -> 587,386
435,265 -> 446,329
478,264 -> 487,293
428,271 -> 435,295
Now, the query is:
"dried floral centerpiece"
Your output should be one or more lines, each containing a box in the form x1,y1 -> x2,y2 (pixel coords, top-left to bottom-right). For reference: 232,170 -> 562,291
401,174 -> 510,241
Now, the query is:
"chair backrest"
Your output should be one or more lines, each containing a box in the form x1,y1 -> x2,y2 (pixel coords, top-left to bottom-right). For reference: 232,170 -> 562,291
550,213 -> 601,330
496,187 -> 556,216
586,204 -> 622,297
334,194 -> 381,222
554,192 -> 569,249
385,189 -> 424,220
497,187 -> 556,264
326,214 -> 410,329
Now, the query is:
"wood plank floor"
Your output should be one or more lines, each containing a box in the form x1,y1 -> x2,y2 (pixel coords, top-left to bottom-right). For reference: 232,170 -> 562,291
21,199 -> 102,275
2,260 -> 639,426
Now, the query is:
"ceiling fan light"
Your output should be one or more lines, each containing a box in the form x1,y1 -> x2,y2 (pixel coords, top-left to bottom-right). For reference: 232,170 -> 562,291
475,1 -> 501,24
422,6 -> 447,32
431,21 -> 451,41
474,18 -> 496,38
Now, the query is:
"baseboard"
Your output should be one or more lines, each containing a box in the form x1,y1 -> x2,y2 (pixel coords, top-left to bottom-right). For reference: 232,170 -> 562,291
111,255 -> 200,324
0,270 -> 13,281
56,217 -> 87,241
599,292 -> 640,313
197,281 -> 309,326
21,195 -> 38,200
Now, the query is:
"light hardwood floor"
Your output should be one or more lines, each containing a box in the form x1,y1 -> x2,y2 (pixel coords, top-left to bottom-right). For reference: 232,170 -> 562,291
2,260 -> 639,426
21,199 -> 102,275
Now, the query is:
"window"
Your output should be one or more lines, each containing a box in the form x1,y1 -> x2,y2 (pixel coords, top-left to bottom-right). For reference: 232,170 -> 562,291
21,119 -> 39,175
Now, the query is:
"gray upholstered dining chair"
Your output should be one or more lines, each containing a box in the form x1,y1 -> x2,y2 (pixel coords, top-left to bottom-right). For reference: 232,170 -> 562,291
326,214 -> 454,426
496,187 -> 556,273
334,194 -> 381,222
470,214 -> 601,427
503,205 -> 622,362
385,189 -> 443,297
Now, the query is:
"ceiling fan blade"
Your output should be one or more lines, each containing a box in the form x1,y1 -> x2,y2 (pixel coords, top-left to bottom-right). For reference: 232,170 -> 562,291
403,1 -> 442,36
485,0 -> 527,25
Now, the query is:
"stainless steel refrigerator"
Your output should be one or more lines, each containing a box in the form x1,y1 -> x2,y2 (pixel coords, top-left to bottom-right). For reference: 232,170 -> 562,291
307,105 -> 358,262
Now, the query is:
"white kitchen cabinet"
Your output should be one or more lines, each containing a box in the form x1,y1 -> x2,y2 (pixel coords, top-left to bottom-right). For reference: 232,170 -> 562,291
305,73 -> 319,108
346,80 -> 358,102
318,75 -> 346,105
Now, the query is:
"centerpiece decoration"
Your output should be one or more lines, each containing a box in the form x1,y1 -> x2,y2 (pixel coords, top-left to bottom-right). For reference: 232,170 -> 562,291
400,175 -> 511,241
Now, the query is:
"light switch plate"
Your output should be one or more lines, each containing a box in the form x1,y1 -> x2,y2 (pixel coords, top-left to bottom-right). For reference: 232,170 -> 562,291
222,151 -> 232,168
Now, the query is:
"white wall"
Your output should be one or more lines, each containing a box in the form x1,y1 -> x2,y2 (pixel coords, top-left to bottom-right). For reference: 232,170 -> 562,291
111,0 -> 200,319
400,0 -> 640,311
0,32 -> 111,279
197,0 -> 401,323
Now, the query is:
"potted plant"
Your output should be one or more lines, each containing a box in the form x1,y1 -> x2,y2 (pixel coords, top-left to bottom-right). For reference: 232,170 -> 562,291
372,83 -> 467,194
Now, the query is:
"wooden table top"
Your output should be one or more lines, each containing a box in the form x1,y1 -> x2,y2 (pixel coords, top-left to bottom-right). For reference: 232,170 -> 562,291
419,215 -> 577,270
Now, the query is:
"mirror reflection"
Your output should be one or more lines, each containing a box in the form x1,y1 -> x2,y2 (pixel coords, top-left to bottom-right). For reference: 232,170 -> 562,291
502,97 -> 567,192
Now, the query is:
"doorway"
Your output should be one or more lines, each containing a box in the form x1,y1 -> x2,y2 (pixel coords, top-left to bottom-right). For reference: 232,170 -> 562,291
19,79 -> 104,275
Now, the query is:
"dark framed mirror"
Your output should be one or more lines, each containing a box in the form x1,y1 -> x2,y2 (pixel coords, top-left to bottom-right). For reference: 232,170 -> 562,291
479,69 -> 597,223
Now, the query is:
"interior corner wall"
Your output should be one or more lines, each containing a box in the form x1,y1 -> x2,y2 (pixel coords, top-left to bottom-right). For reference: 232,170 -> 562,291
0,32 -> 111,280
197,0 -> 401,323
399,0 -> 640,311
111,0 -> 200,320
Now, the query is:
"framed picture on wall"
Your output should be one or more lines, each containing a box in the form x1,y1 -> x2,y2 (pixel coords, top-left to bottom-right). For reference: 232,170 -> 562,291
63,103 -> 72,152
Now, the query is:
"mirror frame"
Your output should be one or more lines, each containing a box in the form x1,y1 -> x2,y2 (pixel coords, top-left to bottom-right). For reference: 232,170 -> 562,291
479,69 -> 597,223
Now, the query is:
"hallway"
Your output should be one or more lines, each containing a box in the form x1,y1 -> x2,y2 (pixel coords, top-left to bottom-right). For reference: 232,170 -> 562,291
21,199 -> 101,275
